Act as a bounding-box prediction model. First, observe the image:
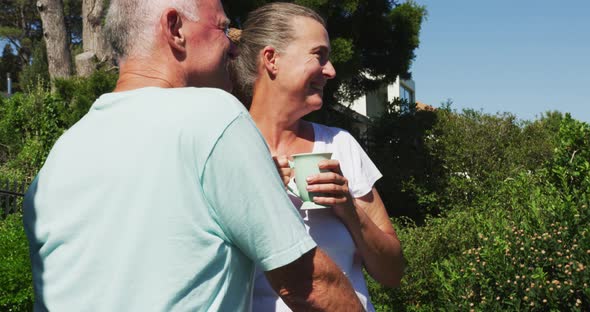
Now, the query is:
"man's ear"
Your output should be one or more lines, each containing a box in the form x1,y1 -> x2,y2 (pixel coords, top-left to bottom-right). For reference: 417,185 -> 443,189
161,9 -> 186,53
262,46 -> 279,75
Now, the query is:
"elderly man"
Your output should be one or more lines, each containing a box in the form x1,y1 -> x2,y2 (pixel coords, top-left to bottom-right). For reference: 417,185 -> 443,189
23,0 -> 363,311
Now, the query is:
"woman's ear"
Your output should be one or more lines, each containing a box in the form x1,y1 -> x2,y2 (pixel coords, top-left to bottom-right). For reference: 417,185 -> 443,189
161,8 -> 186,53
262,46 -> 278,75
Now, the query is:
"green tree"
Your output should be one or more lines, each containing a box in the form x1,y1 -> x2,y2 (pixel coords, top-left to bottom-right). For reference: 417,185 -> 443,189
367,100 -> 563,223
224,0 -> 427,107
19,41 -> 50,92
37,0 -> 74,80
4,0 -> 424,92
0,0 -> 42,64
0,0 -> 82,80
368,99 -> 440,221
0,43 -> 21,92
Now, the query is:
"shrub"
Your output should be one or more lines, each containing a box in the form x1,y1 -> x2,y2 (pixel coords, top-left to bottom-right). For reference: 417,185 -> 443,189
367,115 -> 590,311
367,100 -> 440,222
368,103 -> 561,224
423,107 -> 561,215
19,41 -> 50,93
0,213 -> 33,311
421,172 -> 588,311
0,87 -> 67,179
53,68 -> 117,126
545,114 -> 590,204
0,69 -> 117,180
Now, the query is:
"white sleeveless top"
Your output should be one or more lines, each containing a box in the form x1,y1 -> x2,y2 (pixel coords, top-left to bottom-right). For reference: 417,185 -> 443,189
251,123 -> 383,312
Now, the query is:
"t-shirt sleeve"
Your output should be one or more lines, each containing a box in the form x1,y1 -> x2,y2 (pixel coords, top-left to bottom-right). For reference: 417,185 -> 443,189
340,132 -> 383,198
201,113 -> 316,271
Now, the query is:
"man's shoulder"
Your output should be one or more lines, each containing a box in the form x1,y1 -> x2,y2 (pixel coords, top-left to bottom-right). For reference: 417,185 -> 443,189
94,87 -> 246,115
120,87 -> 249,132
155,87 -> 247,115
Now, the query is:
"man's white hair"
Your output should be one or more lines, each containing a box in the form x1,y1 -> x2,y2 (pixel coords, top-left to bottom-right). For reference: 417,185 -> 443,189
105,0 -> 200,59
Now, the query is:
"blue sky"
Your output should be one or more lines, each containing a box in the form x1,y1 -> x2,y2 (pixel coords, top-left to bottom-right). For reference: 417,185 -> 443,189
411,0 -> 590,123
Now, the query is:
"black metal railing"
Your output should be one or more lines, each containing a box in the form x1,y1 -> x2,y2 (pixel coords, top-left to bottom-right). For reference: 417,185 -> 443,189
0,179 -> 27,218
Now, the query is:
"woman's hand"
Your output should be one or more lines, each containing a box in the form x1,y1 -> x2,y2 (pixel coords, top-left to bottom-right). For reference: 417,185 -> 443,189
305,159 -> 357,221
350,189 -> 405,287
306,159 -> 405,287
273,155 -> 292,188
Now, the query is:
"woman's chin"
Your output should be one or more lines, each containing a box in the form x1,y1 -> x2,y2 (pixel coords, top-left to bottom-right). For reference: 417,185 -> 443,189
305,100 -> 323,111
304,94 -> 324,108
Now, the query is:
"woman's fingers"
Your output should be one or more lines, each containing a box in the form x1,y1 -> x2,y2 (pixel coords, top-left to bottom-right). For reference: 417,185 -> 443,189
306,171 -> 347,186
312,194 -> 349,205
273,155 -> 290,169
306,181 -> 349,195
317,159 -> 343,174
273,155 -> 292,187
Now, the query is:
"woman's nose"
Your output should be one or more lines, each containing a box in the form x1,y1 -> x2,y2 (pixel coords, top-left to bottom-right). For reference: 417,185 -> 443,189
323,60 -> 336,79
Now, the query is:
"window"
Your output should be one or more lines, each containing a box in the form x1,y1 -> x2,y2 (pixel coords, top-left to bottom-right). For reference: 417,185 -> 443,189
400,84 -> 414,104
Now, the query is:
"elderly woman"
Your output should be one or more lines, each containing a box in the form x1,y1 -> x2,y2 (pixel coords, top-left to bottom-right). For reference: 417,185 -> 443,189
231,3 -> 404,311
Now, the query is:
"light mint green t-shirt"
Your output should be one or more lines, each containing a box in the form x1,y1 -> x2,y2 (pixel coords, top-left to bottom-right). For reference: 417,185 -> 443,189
23,87 -> 316,311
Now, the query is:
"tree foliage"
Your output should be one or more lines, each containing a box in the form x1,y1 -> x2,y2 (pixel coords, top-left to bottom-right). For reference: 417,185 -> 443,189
18,40 -> 50,92
2,0 -> 425,94
368,101 -> 563,223
0,213 -> 33,311
224,0 -> 426,106
0,69 -> 117,179
0,0 -> 82,81
0,44 -> 21,91
367,113 -> 590,311
0,0 -> 42,64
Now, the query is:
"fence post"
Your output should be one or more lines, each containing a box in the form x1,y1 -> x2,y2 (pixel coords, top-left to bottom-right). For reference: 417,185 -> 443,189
1,178 -> 7,217
11,179 -> 17,214
7,72 -> 12,96
0,178 -> 27,218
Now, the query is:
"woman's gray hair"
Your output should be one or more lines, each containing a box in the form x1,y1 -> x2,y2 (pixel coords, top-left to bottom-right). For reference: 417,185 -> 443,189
105,0 -> 200,59
231,2 -> 325,106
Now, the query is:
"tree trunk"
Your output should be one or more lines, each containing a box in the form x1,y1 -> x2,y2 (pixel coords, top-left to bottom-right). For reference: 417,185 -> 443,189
81,0 -> 112,63
37,0 -> 73,80
75,51 -> 97,77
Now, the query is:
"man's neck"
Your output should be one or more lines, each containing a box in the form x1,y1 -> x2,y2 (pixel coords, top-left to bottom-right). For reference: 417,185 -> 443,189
114,57 -> 183,92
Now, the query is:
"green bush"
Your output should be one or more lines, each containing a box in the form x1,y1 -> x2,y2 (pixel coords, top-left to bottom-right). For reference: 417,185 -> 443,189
0,213 -> 33,311
19,41 -> 50,93
0,87 -> 67,179
0,69 -> 117,179
53,68 -> 118,126
368,102 -> 561,224
367,100 -> 441,222
367,115 -> 590,311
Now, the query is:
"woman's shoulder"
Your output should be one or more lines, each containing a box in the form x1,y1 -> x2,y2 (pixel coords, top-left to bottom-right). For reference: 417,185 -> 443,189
311,122 -> 354,140
311,122 -> 359,147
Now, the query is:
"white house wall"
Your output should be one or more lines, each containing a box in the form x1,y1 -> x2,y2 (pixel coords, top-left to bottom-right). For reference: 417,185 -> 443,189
345,76 -> 416,118
366,86 -> 387,118
350,95 -> 368,116
387,76 -> 401,104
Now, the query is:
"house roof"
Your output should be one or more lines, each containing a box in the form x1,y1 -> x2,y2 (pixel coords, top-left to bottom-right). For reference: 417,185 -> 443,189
331,103 -> 371,123
416,101 -> 435,111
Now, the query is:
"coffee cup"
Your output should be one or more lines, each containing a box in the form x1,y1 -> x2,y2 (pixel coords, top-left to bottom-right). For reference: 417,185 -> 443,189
288,152 -> 333,210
